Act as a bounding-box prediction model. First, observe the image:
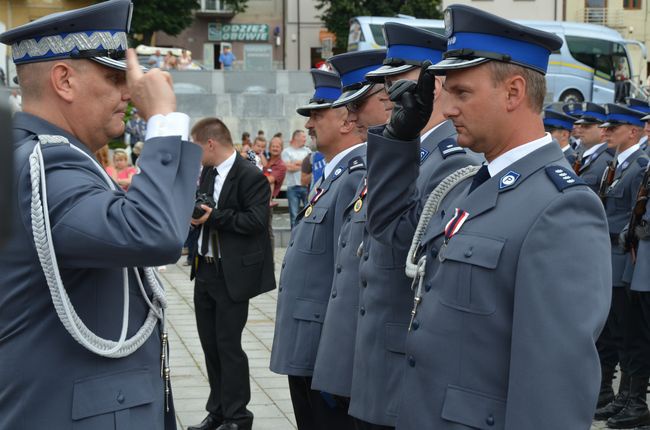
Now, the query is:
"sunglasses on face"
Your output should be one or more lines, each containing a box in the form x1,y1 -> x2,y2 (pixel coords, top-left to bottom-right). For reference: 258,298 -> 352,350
346,85 -> 385,113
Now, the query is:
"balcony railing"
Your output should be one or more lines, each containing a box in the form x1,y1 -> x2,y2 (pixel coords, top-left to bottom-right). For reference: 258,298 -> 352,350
196,0 -> 233,16
576,8 -> 625,28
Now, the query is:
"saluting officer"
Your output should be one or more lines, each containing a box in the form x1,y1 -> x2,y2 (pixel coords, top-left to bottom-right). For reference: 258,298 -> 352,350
593,104 -> 650,429
543,108 -> 578,164
374,6 -> 611,429
309,49 -> 389,429
573,102 -> 615,192
0,1 -> 201,428
269,63 -> 370,429
351,23 -> 481,430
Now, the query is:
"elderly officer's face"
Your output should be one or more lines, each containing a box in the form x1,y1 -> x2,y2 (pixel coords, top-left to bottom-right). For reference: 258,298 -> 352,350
442,63 -> 506,155
305,107 -> 348,153
73,61 -> 130,149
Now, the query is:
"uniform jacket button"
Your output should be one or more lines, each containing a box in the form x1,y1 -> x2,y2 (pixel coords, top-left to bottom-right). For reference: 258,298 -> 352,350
411,320 -> 419,330
160,152 -> 173,165
486,414 -> 495,426
116,391 -> 125,404
336,265 -> 342,273
359,307 -> 366,316
424,283 -> 432,292
282,262 -> 285,268
289,240 -> 294,247
278,287 -> 283,292
363,253 -> 369,261
314,313 -> 320,319
361,280 -> 367,288
341,241 -> 346,248
464,247 -> 473,258
331,290 -> 337,298
408,355 -> 416,367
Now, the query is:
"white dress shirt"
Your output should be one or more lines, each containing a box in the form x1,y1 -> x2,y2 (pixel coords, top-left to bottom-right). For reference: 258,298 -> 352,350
617,143 -> 641,166
199,150 -> 237,257
145,112 -> 190,141
323,142 -> 366,179
583,142 -> 606,159
487,133 -> 553,177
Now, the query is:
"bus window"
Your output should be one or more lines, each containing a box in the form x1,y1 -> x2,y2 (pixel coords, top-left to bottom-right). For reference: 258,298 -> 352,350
349,20 -> 363,51
370,24 -> 385,47
566,35 -> 618,80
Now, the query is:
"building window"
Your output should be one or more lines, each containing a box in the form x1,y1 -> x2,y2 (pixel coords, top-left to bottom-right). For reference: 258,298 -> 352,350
624,0 -> 642,9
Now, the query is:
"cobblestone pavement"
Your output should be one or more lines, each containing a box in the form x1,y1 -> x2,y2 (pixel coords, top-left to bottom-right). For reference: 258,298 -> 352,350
158,247 -> 621,430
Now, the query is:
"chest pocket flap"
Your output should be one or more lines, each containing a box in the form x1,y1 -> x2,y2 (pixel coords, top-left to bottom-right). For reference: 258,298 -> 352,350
302,206 -> 328,224
293,298 -> 328,323
441,233 -> 505,269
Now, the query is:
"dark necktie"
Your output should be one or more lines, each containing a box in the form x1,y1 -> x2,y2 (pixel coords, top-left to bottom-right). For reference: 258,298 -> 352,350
200,168 -> 218,256
468,165 -> 490,194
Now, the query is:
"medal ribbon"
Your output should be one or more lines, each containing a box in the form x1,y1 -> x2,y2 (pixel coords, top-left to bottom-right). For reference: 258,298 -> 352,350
359,178 -> 368,199
444,208 -> 469,243
309,187 -> 325,206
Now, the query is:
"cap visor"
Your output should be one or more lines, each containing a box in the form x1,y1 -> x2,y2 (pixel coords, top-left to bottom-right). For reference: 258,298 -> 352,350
296,102 -> 332,117
574,118 -> 602,125
331,84 -> 372,108
365,64 -> 416,82
427,57 -> 490,75
643,114 -> 650,121
91,56 -> 147,72
599,122 -> 612,128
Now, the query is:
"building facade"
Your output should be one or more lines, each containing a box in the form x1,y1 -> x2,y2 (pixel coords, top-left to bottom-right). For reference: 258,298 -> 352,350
154,0 -> 328,71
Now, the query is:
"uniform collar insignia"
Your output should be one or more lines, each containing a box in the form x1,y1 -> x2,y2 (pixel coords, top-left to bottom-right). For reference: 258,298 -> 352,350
498,170 -> 521,190
420,148 -> 430,164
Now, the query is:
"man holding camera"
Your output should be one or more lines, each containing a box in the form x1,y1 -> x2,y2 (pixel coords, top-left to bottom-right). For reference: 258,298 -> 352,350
189,117 -> 276,430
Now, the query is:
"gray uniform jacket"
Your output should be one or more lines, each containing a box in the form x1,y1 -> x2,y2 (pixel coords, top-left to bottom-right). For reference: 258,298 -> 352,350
311,175 -> 367,396
270,145 -> 366,376
383,142 -> 610,430
631,186 -> 650,291
603,148 -> 648,287
349,121 -> 481,426
579,143 -> 615,194
0,113 -> 201,429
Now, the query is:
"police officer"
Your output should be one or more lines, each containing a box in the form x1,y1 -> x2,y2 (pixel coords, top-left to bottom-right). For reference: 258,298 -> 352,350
563,101 -> 585,149
543,108 -> 577,164
269,61 -> 371,428
0,1 -> 201,428
348,23 -> 481,430
593,104 -> 650,429
629,98 -> 650,151
371,5 -> 611,428
573,102 -> 615,192
308,50 -> 388,429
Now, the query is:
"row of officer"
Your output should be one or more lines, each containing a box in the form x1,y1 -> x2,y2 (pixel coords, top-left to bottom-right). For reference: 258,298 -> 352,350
268,48 -> 371,428
365,5 -> 611,429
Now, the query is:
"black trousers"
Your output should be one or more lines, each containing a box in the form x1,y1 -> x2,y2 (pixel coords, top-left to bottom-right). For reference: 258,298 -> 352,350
626,290 -> 650,377
288,375 -> 355,430
352,417 -> 394,430
194,259 -> 253,428
598,288 -> 631,372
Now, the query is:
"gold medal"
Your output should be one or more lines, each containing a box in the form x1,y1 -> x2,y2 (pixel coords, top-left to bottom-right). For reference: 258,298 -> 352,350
354,198 -> 363,213
305,205 -> 313,217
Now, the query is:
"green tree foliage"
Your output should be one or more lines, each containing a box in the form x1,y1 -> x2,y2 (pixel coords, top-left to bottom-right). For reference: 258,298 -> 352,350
316,0 -> 443,50
128,0 -> 249,45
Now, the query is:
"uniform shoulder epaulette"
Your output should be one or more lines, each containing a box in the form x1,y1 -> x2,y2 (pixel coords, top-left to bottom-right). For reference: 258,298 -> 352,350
348,156 -> 366,172
637,157 -> 649,168
438,139 -> 466,159
545,165 -> 585,191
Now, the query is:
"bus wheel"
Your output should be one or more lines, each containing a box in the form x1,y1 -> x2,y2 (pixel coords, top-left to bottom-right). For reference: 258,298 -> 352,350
560,90 -> 584,104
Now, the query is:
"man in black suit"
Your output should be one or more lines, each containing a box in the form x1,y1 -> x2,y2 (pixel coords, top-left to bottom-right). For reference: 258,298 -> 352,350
188,117 -> 276,430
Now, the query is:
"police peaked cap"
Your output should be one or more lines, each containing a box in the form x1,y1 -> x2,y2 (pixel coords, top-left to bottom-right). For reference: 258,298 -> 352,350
365,22 -> 446,82
574,102 -> 607,124
0,0 -> 135,71
328,49 -> 386,108
543,109 -> 576,131
429,4 -> 563,75
600,103 -> 646,128
296,69 -> 342,117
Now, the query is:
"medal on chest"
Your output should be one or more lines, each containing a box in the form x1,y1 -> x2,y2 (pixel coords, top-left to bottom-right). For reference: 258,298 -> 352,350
354,178 -> 368,213
439,208 -> 470,262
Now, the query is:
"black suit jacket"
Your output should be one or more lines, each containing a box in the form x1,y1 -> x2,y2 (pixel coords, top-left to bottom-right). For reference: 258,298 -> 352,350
191,153 -> 276,302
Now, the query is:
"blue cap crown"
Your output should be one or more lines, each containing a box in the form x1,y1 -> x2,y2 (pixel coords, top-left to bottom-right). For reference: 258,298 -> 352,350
543,109 -> 576,131
432,5 -> 563,74
328,49 -> 386,91
0,0 -> 132,66
383,22 -> 446,66
627,98 -> 650,114
311,69 -> 342,103
604,103 -> 646,127
575,102 -> 607,124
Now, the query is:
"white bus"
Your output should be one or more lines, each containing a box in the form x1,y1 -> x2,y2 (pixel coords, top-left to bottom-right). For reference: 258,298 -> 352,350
348,16 -> 647,103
